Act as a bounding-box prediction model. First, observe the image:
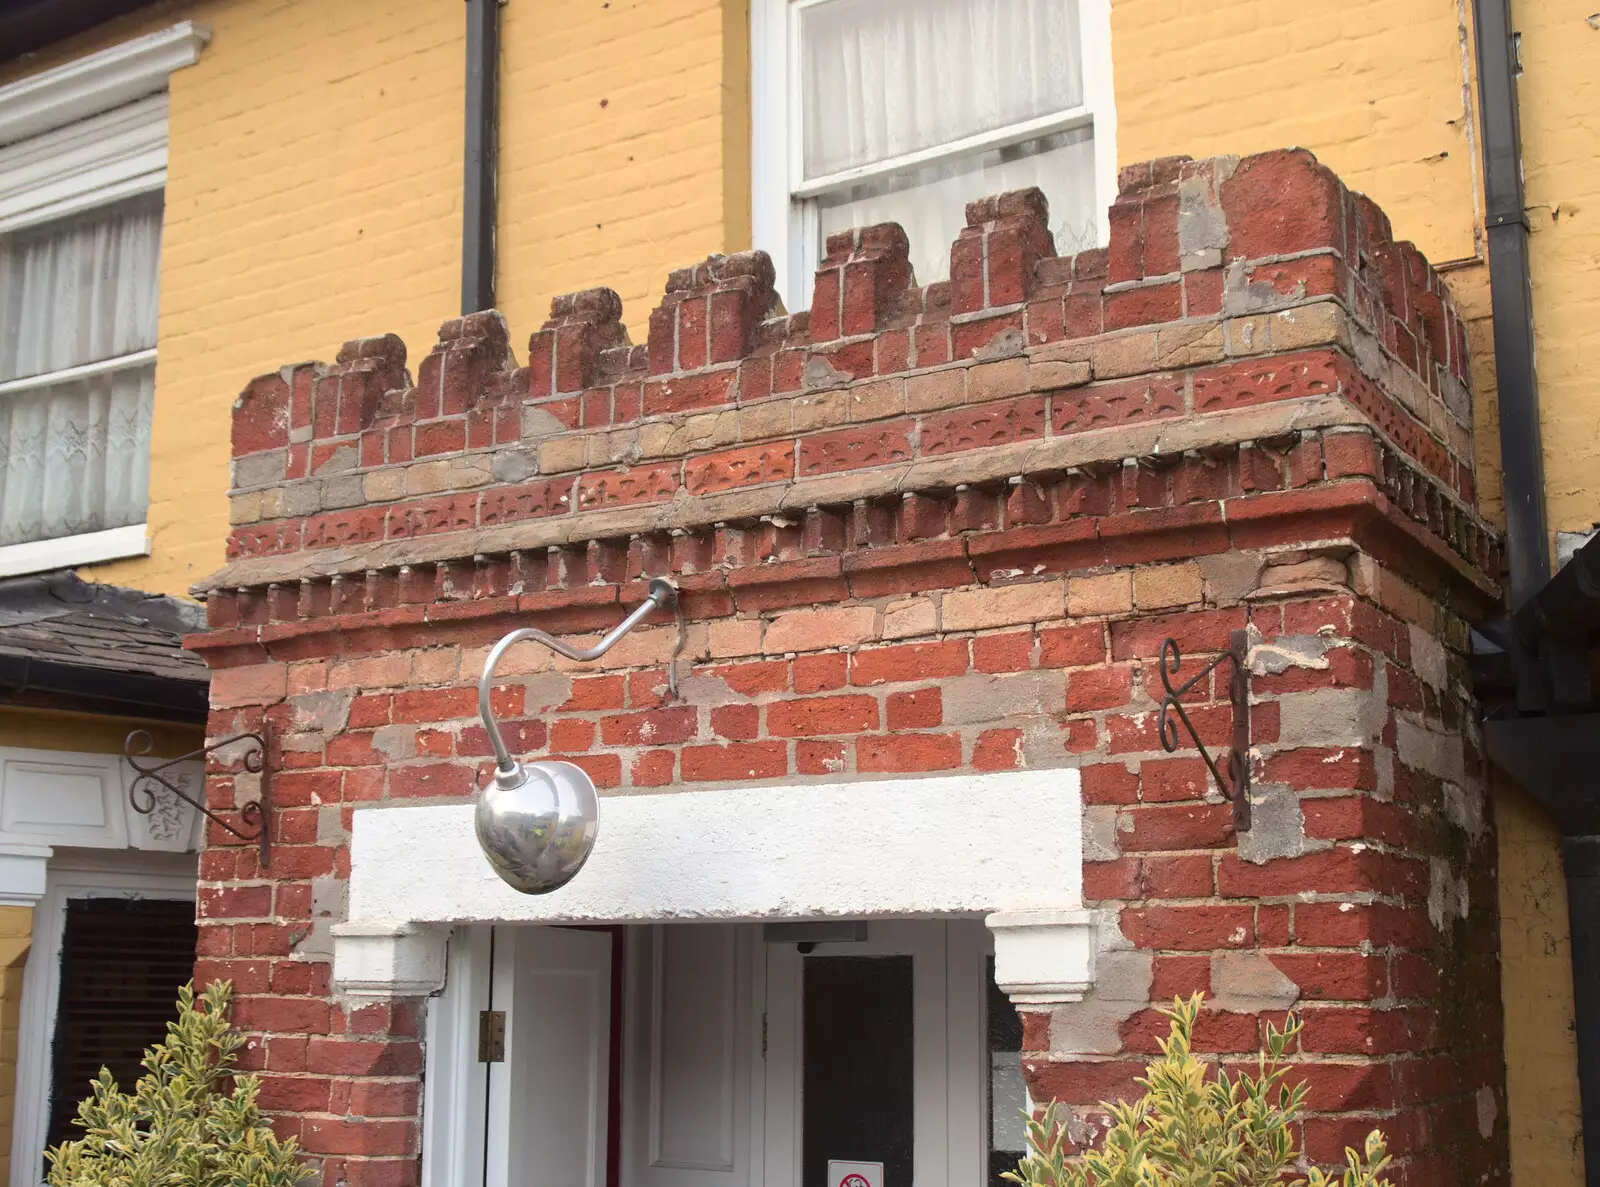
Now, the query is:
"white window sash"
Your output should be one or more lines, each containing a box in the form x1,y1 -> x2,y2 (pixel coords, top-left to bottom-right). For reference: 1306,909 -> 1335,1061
0,348 -> 158,398
793,106 -> 1096,199
752,0 -> 1117,312
0,524 -> 151,579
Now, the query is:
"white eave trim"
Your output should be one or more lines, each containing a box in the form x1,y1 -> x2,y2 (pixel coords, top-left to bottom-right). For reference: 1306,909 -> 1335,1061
0,21 -> 210,149
0,524 -> 150,579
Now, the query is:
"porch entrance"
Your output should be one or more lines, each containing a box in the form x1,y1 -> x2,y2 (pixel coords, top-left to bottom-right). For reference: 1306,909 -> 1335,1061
432,920 -> 1029,1187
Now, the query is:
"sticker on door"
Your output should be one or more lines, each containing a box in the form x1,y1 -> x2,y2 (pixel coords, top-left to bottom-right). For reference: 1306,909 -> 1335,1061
828,1161 -> 884,1187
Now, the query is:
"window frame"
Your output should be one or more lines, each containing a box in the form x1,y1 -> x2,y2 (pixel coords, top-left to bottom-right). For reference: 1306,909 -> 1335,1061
0,22 -> 207,577
751,0 -> 1118,312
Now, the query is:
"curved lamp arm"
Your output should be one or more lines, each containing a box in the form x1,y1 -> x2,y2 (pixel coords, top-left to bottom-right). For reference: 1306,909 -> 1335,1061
478,578 -> 677,778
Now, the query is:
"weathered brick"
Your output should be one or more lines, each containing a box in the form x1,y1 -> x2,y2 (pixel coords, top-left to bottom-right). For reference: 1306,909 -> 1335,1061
856,733 -> 962,772
942,580 -> 1065,631
767,695 -> 879,737
850,640 -> 970,686
681,742 -> 788,782
764,606 -> 876,653
1067,571 -> 1132,616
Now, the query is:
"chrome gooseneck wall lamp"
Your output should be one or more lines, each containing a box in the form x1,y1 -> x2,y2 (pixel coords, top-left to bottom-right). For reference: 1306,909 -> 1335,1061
474,578 -> 678,894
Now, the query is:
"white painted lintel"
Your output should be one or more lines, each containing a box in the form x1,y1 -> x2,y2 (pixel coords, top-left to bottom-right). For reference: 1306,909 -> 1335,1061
335,771 -> 1094,1004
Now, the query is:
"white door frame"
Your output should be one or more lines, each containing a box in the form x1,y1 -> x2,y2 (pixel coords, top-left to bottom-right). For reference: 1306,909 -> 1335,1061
10,850 -> 197,1187
422,927 -> 493,1187
763,919 -> 988,1187
426,919 -> 993,1187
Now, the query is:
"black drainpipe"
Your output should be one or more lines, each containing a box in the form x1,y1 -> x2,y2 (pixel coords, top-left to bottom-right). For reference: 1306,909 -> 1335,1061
1472,0 -> 1600,1180
463,0 -> 501,315
1472,0 -> 1558,714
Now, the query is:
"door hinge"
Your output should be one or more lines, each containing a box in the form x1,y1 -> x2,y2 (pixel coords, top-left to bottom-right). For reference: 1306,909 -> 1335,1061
478,1009 -> 506,1062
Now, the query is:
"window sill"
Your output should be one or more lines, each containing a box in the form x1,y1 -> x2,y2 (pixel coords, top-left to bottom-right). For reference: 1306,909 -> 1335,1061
0,524 -> 150,579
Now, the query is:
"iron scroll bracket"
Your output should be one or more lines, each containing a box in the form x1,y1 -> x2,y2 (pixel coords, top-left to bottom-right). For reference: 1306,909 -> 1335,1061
123,727 -> 272,867
1157,628 -> 1251,832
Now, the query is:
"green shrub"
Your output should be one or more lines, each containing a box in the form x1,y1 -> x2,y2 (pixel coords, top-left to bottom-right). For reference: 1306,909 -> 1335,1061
1005,994 -> 1393,1187
46,980 -> 310,1187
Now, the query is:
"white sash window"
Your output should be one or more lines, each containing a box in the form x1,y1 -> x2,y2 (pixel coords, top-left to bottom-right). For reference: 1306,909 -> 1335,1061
0,194 -> 161,549
753,0 -> 1116,310
0,22 -> 207,577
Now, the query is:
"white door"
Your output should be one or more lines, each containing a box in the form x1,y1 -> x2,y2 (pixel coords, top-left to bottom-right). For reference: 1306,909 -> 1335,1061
488,926 -> 615,1187
621,924 -> 761,1187
762,920 -> 988,1187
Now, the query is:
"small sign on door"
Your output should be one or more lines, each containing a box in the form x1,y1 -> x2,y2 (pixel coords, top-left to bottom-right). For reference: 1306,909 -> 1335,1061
828,1161 -> 884,1187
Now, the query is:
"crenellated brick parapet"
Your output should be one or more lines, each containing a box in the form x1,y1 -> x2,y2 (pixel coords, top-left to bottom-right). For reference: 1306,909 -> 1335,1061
189,149 -> 1507,1187
213,150 -> 1485,601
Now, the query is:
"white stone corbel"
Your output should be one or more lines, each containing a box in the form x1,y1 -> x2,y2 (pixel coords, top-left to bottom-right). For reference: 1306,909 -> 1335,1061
986,909 -> 1097,1004
0,844 -> 52,907
331,920 -> 449,997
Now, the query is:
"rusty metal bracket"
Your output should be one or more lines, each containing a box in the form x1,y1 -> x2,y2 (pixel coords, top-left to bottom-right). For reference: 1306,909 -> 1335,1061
124,727 -> 273,867
1157,628 -> 1251,832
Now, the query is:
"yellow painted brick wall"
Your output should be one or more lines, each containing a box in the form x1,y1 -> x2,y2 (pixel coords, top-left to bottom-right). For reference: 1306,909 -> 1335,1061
1496,779 -> 1585,1183
496,0 -> 751,345
4,0 -> 750,599
0,906 -> 32,1187
1514,0 -> 1600,547
104,0 -> 464,597
0,709 -> 201,758
1,0 -> 464,599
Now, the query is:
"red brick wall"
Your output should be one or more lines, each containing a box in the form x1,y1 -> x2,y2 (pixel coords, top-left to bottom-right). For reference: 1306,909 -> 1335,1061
190,150 -> 1506,1187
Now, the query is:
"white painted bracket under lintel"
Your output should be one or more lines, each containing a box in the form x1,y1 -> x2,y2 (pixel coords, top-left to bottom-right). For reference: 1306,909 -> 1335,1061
987,908 -> 1097,1004
0,843 -> 51,906
331,920 -> 450,998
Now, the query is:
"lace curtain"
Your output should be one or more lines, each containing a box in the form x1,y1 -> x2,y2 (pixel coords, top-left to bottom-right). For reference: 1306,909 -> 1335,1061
0,194 -> 160,546
800,0 -> 1097,285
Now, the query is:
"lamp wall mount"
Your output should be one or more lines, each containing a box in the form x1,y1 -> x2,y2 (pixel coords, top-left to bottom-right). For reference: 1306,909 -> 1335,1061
123,726 -> 273,865
1157,629 -> 1251,832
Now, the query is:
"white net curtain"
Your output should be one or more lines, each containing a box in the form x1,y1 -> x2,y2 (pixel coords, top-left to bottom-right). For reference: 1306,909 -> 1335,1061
0,193 -> 161,547
800,0 -> 1097,285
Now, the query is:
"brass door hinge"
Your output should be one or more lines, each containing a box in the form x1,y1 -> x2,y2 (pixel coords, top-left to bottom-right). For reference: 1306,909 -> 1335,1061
478,1010 -> 506,1062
